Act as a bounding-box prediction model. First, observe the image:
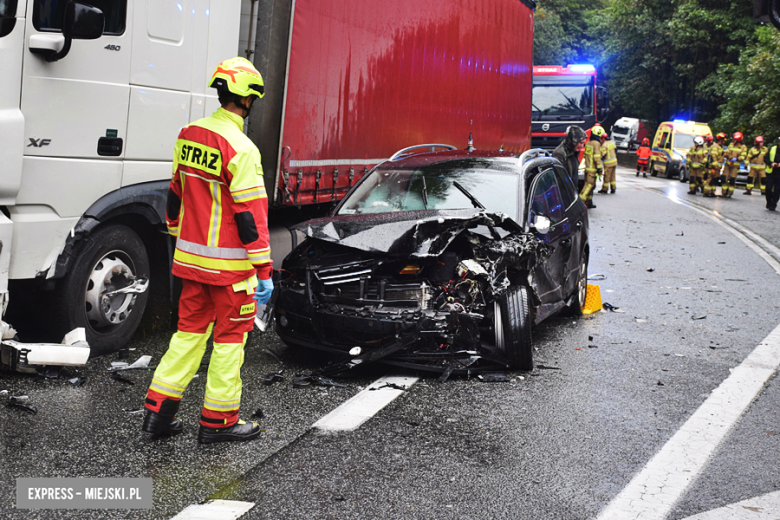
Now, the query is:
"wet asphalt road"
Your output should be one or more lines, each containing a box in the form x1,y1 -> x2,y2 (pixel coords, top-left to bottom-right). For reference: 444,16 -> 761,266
1,165 -> 780,519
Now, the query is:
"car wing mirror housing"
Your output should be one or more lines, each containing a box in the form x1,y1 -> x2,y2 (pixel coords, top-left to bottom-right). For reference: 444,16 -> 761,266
531,215 -> 551,235
43,1 -> 104,62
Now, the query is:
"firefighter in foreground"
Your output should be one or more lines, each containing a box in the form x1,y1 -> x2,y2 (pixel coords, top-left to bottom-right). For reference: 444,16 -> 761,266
598,132 -> 618,194
704,133 -> 726,198
142,57 -> 274,443
580,126 -> 604,208
766,137 -> 780,211
686,136 -> 706,195
744,136 -> 768,195
636,137 -> 652,177
722,132 -> 747,198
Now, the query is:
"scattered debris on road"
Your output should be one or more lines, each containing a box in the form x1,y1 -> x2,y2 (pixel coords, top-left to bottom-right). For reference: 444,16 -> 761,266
8,395 -> 37,414
108,355 -> 152,372
477,373 -> 510,382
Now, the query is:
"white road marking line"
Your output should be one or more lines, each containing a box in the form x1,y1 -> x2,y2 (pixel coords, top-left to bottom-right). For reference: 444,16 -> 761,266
681,490 -> 780,520
597,178 -> 780,520
313,375 -> 418,432
597,323 -> 780,520
169,499 -> 254,520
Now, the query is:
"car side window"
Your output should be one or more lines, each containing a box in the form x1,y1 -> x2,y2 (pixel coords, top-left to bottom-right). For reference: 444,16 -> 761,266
553,165 -> 577,209
1,0 -> 17,17
34,0 -> 127,35
528,169 -> 566,224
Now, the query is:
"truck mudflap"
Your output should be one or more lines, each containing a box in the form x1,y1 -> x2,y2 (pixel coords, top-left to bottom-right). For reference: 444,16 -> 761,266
0,326 -> 90,374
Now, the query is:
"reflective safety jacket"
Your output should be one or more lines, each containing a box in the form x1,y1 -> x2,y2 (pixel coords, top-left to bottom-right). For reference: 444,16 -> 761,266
636,145 -> 652,164
583,138 -> 603,173
768,146 -> 778,174
724,142 -> 747,164
686,145 -> 706,169
707,143 -> 724,168
167,107 -> 272,285
747,145 -> 768,170
601,139 -> 618,167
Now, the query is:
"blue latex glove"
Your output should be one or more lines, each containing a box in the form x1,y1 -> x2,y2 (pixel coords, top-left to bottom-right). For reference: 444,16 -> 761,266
254,277 -> 274,305
730,158 -> 737,163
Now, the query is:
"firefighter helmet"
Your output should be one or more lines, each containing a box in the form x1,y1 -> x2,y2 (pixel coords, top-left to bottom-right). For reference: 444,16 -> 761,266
642,137 -> 650,145
693,136 -> 704,146
755,136 -> 765,145
591,126 -> 605,137
209,57 -> 265,99
706,135 -> 713,143
716,132 -> 727,141
733,132 -> 743,142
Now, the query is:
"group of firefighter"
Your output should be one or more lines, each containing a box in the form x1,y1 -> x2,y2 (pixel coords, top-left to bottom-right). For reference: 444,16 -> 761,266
577,125 -> 780,211
682,133 -> 780,201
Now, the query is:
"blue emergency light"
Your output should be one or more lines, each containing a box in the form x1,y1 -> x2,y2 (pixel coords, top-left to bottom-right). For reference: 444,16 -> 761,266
569,64 -> 596,73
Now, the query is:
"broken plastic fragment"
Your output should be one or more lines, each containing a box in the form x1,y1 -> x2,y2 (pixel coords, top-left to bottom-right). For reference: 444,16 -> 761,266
292,375 -> 313,389
602,302 -> 625,313
69,377 -> 87,387
262,373 -> 285,385
108,355 -> 152,372
692,315 -> 707,320
536,365 -> 561,370
587,274 -> 606,281
477,373 -> 510,382
110,372 -> 135,385
8,395 -> 37,414
647,268 -> 655,272
122,408 -> 144,414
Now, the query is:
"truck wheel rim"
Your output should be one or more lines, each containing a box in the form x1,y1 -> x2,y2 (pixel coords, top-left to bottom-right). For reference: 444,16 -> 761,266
85,251 -> 137,328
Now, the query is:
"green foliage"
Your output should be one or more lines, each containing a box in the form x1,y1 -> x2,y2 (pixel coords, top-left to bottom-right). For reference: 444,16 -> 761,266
533,0 -> 778,137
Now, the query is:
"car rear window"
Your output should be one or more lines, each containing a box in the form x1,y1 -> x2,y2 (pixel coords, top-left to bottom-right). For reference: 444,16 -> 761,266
338,168 -> 519,218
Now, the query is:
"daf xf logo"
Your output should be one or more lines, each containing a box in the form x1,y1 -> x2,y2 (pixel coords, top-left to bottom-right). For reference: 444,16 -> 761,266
542,124 -> 550,131
27,138 -> 52,147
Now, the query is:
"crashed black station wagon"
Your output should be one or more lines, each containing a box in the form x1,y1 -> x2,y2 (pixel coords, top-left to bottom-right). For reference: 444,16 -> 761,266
275,145 -> 589,375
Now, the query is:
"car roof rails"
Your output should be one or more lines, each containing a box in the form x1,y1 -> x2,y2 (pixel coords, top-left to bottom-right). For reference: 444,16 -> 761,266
518,148 -> 551,164
389,144 -> 457,161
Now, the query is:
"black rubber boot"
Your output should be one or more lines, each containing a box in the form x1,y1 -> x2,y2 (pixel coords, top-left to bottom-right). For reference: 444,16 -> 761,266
142,399 -> 183,437
585,200 -> 596,209
610,189 -> 616,194
198,419 -> 261,444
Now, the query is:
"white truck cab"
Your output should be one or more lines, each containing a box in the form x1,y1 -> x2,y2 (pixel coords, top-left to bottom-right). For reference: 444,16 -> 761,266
0,0 -> 247,356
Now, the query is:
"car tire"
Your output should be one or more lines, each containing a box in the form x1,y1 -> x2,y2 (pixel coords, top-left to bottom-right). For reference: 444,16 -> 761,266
665,163 -> 675,179
678,166 -> 688,183
494,286 -> 533,371
51,224 -> 151,357
566,250 -> 588,316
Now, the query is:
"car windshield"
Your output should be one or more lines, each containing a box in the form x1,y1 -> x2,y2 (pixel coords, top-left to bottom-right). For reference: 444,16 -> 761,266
674,133 -> 696,149
532,85 -> 594,116
337,168 -> 519,218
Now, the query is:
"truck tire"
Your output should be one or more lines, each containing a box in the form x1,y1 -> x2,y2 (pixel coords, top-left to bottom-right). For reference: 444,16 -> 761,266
53,224 -> 150,357
494,286 -> 533,370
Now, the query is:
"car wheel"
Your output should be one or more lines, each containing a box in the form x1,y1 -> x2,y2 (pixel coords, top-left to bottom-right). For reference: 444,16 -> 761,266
494,286 -> 533,370
51,225 -> 150,357
665,163 -> 675,179
567,250 -> 588,316
678,166 -> 688,183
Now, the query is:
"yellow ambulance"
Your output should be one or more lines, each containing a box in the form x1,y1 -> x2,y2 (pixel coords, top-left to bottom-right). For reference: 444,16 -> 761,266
650,120 -> 712,182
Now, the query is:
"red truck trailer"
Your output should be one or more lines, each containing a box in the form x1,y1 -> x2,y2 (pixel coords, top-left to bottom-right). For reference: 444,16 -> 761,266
531,64 -> 608,150
250,0 -> 536,212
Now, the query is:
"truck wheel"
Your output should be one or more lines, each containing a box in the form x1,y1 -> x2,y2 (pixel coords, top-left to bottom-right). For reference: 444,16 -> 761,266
53,225 -> 150,357
494,286 -> 533,370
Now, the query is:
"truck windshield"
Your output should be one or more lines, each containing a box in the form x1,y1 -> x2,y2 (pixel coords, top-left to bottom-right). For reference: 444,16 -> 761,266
673,133 -> 696,149
338,169 -> 519,217
532,85 -> 594,116
612,125 -> 629,135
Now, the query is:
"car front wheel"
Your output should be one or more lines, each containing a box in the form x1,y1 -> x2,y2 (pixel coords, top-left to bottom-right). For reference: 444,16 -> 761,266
494,286 -> 533,370
567,250 -> 588,316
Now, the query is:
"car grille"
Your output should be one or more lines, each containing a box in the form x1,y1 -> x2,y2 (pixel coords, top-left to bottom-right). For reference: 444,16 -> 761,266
313,262 -> 432,309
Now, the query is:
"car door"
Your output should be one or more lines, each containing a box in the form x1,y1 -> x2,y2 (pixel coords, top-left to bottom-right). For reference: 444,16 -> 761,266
527,168 -> 572,321
554,164 -> 585,298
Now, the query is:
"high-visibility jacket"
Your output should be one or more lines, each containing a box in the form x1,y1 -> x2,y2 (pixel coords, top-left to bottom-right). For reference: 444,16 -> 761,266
768,146 -> 778,174
707,143 -> 724,168
601,139 -> 618,167
636,145 -> 652,164
686,145 -> 706,169
724,142 -> 747,164
167,107 -> 272,286
583,138 -> 603,173
747,145 -> 768,170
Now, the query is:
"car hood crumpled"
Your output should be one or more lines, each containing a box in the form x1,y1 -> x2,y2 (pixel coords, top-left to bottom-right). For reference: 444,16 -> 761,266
293,209 -> 522,257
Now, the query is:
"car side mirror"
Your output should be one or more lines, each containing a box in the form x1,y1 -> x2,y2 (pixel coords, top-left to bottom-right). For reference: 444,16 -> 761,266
44,1 -> 104,62
531,215 -> 551,234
